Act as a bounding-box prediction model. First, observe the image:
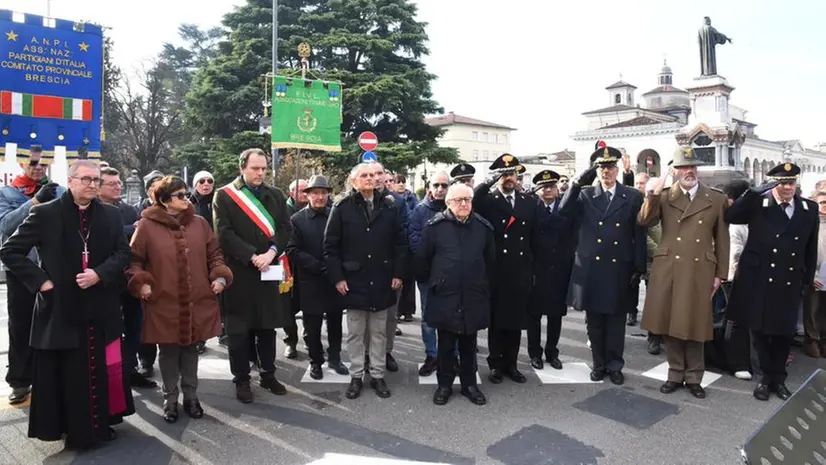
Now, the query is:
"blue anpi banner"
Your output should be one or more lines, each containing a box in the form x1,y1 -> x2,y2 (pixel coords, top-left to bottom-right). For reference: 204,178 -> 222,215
0,10 -> 103,164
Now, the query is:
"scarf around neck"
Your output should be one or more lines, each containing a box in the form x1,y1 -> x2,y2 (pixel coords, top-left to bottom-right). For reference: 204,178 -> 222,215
11,174 -> 49,197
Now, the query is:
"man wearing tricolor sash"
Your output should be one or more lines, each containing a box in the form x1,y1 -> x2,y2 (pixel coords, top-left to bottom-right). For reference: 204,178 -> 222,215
213,148 -> 293,404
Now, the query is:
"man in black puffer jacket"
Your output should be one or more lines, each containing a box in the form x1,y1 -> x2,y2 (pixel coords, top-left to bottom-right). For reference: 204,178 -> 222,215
416,183 -> 495,407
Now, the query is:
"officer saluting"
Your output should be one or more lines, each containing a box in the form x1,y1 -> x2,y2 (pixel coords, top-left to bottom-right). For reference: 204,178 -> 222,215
472,153 -> 536,384
450,163 -> 476,187
726,163 -> 818,402
559,146 -> 646,385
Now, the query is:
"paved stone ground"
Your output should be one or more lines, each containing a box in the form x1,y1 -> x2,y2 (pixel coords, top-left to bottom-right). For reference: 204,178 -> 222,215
1,285 -> 825,465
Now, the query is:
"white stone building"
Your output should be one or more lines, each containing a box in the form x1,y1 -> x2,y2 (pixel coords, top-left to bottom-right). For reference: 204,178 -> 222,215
570,61 -> 826,185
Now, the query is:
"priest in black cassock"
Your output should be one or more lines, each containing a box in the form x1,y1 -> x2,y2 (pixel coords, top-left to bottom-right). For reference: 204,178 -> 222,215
0,160 -> 134,450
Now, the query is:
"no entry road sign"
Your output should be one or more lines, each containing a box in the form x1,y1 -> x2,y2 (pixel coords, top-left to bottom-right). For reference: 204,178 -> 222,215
358,131 -> 378,151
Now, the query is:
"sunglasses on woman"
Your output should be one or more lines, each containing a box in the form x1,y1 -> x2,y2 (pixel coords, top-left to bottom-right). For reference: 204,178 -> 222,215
198,178 -> 214,185
171,192 -> 188,200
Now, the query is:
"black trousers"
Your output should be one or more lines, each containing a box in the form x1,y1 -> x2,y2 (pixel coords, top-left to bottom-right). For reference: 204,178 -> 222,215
751,331 -> 792,385
586,311 -> 626,373
228,329 -> 276,383
398,278 -> 416,316
627,280 -> 641,318
486,326 -> 521,372
138,343 -> 157,369
5,272 -> 34,389
527,314 -> 562,360
303,311 -> 344,365
724,319 -> 752,373
121,292 -> 143,374
437,330 -> 478,388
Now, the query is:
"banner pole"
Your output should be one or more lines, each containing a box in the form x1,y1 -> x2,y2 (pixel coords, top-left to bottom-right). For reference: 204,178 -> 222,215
271,0 -> 280,178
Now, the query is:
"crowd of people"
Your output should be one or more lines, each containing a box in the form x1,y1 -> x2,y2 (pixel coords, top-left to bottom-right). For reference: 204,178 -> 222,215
0,141 -> 824,451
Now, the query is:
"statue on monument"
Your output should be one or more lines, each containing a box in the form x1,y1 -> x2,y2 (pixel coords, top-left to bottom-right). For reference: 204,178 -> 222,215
698,16 -> 732,76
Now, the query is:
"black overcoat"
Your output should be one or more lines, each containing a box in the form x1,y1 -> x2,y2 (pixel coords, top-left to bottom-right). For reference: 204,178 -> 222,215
0,192 -> 130,350
415,210 -> 495,334
323,189 -> 408,312
213,177 -> 292,334
286,206 -> 341,316
472,181 -> 536,330
559,182 -> 646,314
726,192 -> 818,335
529,198 -> 578,317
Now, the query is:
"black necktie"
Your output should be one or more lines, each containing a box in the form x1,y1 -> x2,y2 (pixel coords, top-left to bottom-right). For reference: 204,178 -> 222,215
781,202 -> 790,219
506,195 -> 514,208
685,190 -> 691,202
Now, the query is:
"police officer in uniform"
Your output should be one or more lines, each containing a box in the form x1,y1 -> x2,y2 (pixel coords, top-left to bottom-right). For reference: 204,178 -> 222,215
472,154 -> 536,383
527,170 -> 571,370
726,163 -> 818,401
559,146 -> 646,385
450,163 -> 476,187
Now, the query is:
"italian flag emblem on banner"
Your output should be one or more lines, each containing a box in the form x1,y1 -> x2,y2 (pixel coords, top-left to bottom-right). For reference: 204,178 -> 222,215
0,91 -> 93,121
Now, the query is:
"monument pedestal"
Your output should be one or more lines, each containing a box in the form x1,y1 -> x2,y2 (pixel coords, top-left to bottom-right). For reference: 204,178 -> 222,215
685,75 -> 735,128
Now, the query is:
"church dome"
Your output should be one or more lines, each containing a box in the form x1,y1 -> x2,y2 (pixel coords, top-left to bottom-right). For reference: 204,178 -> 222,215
661,63 -> 673,75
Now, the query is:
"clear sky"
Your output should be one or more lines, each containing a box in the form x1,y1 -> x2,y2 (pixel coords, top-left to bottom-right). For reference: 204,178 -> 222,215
4,0 -> 824,155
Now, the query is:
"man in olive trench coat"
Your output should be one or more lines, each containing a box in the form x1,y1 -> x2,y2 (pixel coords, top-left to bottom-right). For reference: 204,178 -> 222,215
639,147 -> 729,399
214,149 -> 293,403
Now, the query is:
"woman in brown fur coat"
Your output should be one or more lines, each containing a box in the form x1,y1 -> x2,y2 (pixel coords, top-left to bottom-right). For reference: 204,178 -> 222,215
127,176 -> 233,423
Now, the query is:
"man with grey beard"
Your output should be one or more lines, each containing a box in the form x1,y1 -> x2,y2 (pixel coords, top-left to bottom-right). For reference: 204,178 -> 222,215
639,147 -> 730,399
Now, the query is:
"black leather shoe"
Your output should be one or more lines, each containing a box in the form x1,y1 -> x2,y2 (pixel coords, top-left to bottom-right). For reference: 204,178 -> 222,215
163,403 -> 179,423
385,353 -> 399,372
506,369 -> 527,383
609,371 -> 625,385
660,381 -> 681,394
130,372 -> 158,389
103,427 -> 117,442
686,383 -> 706,399
285,345 -> 298,359
260,376 -> 287,395
235,380 -> 253,403
8,386 -> 30,405
488,369 -> 504,384
328,359 -> 350,375
530,357 -> 543,370
626,314 -> 638,326
753,383 -> 770,401
461,386 -> 487,405
774,383 -> 792,400
196,341 -> 206,354
590,370 -> 605,382
370,378 -> 391,398
345,378 -> 363,399
547,357 -> 563,370
309,364 -> 323,380
183,399 -> 204,419
418,356 -> 438,376
395,328 -> 402,336
433,386 -> 452,405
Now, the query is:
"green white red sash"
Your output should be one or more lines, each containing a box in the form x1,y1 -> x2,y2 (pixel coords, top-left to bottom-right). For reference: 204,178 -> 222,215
222,183 -> 276,238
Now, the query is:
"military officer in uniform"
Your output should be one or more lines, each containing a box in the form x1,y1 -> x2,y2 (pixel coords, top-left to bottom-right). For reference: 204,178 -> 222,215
450,163 -> 476,187
472,153 -> 536,384
559,146 -> 646,385
726,163 -> 818,401
639,147 -> 730,399
527,170 -> 571,370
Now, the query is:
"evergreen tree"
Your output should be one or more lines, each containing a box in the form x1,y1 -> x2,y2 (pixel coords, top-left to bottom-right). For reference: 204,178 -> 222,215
185,0 -> 457,179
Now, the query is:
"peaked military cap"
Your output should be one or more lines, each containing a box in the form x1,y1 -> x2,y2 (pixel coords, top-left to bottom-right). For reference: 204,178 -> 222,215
671,146 -> 704,167
589,146 -> 621,166
489,153 -> 520,173
450,163 -> 475,180
766,162 -> 801,181
532,170 -> 560,187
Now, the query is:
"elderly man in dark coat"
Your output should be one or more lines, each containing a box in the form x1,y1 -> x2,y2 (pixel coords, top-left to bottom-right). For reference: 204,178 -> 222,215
472,153 -> 537,384
726,163 -> 818,401
417,183 -> 494,406
213,148 -> 293,404
559,146 -> 646,385
324,163 -> 408,400
527,170 -> 573,371
285,175 -> 349,380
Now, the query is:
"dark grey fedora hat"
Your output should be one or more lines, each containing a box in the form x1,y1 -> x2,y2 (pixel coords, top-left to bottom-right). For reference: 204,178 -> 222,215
303,175 -> 332,192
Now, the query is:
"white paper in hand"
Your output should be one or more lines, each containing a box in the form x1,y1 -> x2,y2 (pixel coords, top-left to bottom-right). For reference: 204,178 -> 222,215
261,265 -> 285,281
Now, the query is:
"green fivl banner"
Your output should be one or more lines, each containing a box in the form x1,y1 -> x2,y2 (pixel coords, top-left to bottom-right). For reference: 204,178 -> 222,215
271,76 -> 343,152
